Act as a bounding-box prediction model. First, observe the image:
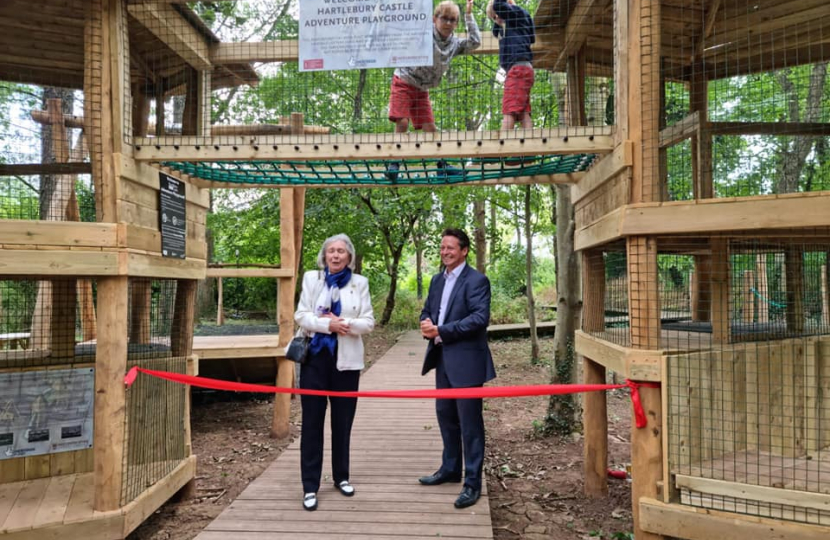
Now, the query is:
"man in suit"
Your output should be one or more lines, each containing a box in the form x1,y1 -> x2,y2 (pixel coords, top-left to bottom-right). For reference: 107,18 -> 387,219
418,228 -> 496,509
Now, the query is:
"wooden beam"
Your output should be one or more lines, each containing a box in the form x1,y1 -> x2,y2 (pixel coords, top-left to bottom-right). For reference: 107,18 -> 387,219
0,249 -> 122,276
572,141 -> 633,204
133,128 -> 615,162
126,252 -> 206,280
31,110 -> 86,129
206,267 -> 292,278
127,3 -> 211,70
574,206 -> 624,251
640,498 -> 830,540
708,121 -> 830,137
0,221 -> 118,247
0,163 -> 92,176
552,0 -> 608,73
695,0 -> 723,56
574,331 -> 663,381
659,111 -> 700,148
621,194 -> 830,236
676,475 -> 830,514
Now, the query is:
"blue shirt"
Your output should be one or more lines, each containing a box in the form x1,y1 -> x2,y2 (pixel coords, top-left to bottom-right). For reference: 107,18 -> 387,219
492,0 -> 535,71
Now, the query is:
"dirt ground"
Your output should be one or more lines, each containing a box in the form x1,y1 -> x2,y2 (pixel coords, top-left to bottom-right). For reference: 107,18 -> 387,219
128,329 -> 633,540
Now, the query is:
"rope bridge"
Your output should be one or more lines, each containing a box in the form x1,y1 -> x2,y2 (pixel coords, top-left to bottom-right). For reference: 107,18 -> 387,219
163,154 -> 597,186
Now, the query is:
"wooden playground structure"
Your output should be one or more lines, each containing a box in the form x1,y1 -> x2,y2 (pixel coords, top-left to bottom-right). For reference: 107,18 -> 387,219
0,0 -> 828,539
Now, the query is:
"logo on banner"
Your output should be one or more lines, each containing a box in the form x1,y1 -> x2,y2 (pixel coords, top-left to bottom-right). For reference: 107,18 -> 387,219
304,58 -> 324,70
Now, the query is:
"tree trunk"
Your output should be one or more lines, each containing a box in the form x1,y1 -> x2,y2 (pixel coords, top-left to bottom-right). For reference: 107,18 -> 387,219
545,184 -> 581,435
380,248 -> 402,325
473,196 -> 487,273
524,186 -> 539,360
416,245 -> 424,300
353,69 -> 368,122
775,62 -> 827,194
489,199 -> 498,265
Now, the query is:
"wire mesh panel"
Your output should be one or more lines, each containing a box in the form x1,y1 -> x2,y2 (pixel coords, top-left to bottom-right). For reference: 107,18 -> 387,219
664,236 -> 830,525
121,278 -> 190,506
0,278 -> 96,369
0,86 -> 96,221
657,1 -> 830,202
667,337 -> 830,526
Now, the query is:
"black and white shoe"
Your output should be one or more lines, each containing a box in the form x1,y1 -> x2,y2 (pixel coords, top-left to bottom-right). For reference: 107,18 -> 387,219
302,492 -> 318,511
335,480 -> 355,497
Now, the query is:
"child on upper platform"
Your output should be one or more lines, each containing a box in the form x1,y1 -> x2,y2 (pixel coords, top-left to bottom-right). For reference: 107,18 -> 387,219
388,0 -> 481,134
487,0 -> 536,130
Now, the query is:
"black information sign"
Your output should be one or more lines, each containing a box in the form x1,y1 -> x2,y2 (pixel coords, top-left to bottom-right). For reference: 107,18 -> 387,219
159,172 -> 186,259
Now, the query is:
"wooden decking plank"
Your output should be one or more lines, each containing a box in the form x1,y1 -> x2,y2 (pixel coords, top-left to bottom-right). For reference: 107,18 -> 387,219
205,520 -> 493,536
197,533 -> 472,540
226,498 -> 486,513
195,330 -> 494,539
2,478 -> 49,532
207,508 -> 488,525
31,474 -> 76,528
0,480 -> 23,527
62,472 -> 94,523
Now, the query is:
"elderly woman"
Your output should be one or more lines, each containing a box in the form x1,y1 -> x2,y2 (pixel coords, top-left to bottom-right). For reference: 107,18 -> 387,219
294,233 -> 375,511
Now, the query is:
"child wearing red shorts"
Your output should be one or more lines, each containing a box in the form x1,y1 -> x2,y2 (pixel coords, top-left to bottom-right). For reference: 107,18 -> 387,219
389,0 -> 481,134
487,0 -> 536,130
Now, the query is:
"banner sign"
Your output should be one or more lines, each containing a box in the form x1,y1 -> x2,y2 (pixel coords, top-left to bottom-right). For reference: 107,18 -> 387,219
0,368 -> 94,459
159,172 -> 186,259
299,0 -> 434,72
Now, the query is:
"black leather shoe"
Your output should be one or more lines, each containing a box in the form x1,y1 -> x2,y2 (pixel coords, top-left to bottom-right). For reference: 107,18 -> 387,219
454,486 -> 481,509
418,471 -> 462,486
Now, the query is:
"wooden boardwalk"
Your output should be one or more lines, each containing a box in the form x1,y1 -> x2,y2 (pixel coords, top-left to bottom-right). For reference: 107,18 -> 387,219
194,331 -> 493,540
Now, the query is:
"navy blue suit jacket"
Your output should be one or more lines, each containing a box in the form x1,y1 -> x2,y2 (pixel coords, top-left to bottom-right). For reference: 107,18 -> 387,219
420,264 -> 496,387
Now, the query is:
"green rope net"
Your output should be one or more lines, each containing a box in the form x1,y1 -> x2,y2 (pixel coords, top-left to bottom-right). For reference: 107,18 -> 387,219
163,154 -> 597,186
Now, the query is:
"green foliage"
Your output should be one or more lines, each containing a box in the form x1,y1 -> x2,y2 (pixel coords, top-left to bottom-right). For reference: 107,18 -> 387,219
489,246 -> 528,297
379,288 -> 422,331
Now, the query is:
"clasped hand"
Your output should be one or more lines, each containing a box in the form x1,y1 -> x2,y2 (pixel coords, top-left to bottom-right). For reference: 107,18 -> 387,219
420,317 -> 439,339
323,312 -> 350,335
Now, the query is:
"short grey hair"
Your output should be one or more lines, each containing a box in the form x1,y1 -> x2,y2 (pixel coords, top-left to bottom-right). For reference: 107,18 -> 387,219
316,233 -> 356,270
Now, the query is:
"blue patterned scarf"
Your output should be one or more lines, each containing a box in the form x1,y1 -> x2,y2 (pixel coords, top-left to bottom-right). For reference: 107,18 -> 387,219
309,267 -> 353,357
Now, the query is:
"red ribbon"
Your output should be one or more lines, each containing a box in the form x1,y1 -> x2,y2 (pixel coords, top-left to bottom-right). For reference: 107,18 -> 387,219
124,366 -> 659,428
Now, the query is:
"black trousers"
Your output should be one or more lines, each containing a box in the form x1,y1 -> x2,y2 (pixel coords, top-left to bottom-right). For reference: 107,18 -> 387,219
435,348 -> 485,491
299,346 -> 360,493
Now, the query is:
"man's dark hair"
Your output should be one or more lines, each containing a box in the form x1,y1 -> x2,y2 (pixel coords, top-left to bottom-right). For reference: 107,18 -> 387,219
442,228 -> 471,251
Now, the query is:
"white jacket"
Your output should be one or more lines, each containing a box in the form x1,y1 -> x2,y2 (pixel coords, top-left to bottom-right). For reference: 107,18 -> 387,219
294,270 -> 375,371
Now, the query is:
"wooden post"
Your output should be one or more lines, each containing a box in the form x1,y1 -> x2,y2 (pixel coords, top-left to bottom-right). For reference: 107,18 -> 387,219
272,188 -> 297,438
710,238 -> 730,344
627,237 -> 663,540
756,254 -> 769,323
130,278 -> 152,343
216,277 -> 224,326
822,264 -> 829,327
182,67 -> 199,136
631,385 -> 663,539
171,280 -> 197,357
690,61 -> 713,200
51,278 -> 77,359
628,237 -> 660,350
582,249 -> 608,497
94,276 -> 128,512
784,245 -> 804,335
742,271 -> 755,324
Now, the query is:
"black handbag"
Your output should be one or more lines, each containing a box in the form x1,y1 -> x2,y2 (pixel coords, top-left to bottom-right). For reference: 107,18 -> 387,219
286,335 -> 310,364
